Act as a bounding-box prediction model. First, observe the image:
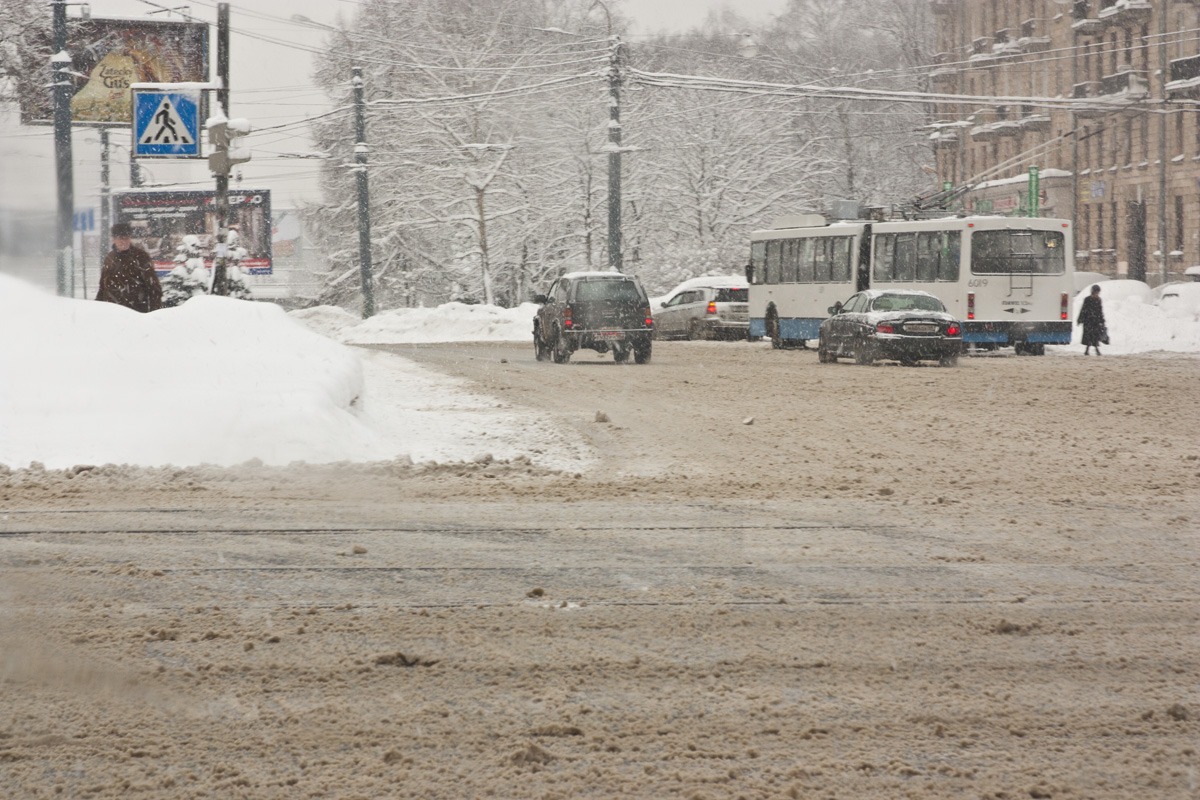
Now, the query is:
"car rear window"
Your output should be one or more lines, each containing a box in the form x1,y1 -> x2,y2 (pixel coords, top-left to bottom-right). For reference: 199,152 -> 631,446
714,288 -> 748,302
871,294 -> 945,313
574,280 -> 645,303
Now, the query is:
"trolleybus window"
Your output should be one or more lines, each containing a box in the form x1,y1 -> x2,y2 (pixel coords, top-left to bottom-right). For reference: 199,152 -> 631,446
971,230 -> 1065,274
873,231 -> 960,282
781,240 -> 799,283
765,240 -> 782,283
750,241 -> 766,284
796,238 -> 814,283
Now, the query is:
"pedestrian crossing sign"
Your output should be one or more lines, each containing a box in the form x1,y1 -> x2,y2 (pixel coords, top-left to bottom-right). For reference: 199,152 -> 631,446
132,90 -> 201,158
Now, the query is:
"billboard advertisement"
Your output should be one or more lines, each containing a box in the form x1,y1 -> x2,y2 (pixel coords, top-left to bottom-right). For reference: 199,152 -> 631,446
22,17 -> 208,126
112,190 -> 273,275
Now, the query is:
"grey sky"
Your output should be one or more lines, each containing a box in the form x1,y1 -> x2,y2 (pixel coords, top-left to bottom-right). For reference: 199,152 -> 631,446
0,0 -> 787,212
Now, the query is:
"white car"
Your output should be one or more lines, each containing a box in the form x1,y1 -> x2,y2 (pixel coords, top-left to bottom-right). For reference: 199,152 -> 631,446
652,277 -> 750,340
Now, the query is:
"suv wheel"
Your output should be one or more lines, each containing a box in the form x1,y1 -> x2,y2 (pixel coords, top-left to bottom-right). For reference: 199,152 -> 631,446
612,344 -> 631,363
686,320 -> 706,341
633,339 -> 652,364
534,324 -> 552,362
551,328 -> 572,363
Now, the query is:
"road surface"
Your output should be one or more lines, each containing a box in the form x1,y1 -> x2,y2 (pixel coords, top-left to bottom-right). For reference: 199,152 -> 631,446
2,342 -> 1196,798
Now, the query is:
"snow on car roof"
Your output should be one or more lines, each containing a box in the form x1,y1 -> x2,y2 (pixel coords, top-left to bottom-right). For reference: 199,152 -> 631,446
560,271 -> 638,280
862,289 -> 940,298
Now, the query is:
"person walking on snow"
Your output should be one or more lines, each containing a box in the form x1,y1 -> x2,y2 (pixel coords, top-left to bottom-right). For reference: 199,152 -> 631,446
1078,284 -> 1106,356
96,222 -> 163,313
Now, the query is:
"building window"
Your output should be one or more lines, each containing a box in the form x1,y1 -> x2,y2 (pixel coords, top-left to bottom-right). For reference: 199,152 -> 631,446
1097,204 -> 1105,253
1111,201 -> 1119,251
1082,205 -> 1092,251
1141,113 -> 1149,162
1176,112 -> 1185,157
1124,118 -> 1133,165
1174,195 -> 1185,251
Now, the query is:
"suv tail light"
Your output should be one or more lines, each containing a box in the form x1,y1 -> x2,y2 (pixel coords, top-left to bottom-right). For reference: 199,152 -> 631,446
967,292 -> 975,321
875,323 -> 895,334
563,304 -> 573,329
706,301 -> 717,315
643,307 -> 654,327
1060,292 -> 1069,320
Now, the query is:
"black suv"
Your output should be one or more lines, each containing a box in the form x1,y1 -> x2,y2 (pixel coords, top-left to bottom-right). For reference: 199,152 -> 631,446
533,272 -> 654,364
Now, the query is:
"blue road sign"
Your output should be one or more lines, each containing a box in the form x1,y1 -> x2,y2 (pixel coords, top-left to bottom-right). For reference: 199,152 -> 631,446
133,90 -> 201,158
73,208 -> 95,232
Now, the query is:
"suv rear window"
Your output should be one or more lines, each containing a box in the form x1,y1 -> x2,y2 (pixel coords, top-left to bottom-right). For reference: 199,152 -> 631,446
714,288 -> 748,302
574,279 -> 645,303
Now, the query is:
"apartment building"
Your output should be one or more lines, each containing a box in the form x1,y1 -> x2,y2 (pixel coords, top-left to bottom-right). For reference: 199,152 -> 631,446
928,0 -> 1200,283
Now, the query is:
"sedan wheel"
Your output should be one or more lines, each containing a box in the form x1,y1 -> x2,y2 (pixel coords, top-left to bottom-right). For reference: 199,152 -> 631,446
854,338 -> 875,366
817,334 -> 836,363
939,354 -> 959,368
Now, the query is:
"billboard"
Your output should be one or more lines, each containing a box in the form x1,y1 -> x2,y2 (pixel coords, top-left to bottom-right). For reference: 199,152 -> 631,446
22,17 -> 208,126
112,190 -> 273,275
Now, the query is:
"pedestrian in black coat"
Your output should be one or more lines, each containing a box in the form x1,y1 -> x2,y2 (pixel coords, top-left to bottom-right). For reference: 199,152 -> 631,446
1077,284 -> 1106,356
96,222 -> 163,313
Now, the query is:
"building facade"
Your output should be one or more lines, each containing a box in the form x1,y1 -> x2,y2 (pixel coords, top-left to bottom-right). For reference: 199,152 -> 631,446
928,0 -> 1200,284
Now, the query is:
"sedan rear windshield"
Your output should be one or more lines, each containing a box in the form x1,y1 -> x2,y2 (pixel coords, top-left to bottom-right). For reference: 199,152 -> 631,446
870,294 -> 945,312
714,288 -> 748,302
971,230 -> 1066,275
574,279 -> 645,303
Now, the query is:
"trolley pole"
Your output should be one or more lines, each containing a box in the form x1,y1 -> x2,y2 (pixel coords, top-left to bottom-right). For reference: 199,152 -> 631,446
606,35 -> 623,273
352,66 -> 375,318
51,0 -> 74,297
211,2 -> 231,296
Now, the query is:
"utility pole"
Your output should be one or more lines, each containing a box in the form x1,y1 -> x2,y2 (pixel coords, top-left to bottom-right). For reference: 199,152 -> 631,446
1156,0 -> 1169,286
211,2 -> 231,296
100,129 -> 110,242
51,0 -> 74,297
606,34 -> 623,273
352,66 -> 375,318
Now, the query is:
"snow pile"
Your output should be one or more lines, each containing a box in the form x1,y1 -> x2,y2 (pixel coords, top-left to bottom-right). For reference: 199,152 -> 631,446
0,276 -> 586,470
1064,280 -> 1200,355
292,302 -> 538,344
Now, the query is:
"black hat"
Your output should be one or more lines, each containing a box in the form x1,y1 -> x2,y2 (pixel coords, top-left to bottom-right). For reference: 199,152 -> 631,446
1091,284 -> 1101,293
111,222 -> 133,237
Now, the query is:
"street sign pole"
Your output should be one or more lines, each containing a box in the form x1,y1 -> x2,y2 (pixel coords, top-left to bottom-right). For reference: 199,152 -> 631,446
212,2 -> 231,296
52,1 -> 74,297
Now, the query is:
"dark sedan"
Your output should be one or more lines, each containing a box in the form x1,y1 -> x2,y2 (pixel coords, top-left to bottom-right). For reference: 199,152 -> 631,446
818,290 -> 963,367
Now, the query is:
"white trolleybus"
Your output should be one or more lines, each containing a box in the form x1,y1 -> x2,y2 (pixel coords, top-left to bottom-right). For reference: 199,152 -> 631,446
747,214 -> 1075,354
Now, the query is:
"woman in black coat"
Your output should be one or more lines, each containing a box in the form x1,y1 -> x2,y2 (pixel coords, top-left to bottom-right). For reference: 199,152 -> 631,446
1077,284 -> 1106,356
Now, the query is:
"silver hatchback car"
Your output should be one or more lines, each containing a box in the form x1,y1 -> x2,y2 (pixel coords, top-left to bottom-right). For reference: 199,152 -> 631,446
653,281 -> 750,340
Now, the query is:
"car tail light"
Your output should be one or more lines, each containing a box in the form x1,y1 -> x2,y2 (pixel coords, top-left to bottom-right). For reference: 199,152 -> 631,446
967,292 -> 975,321
1060,292 -> 1069,320
563,305 -> 572,329
946,323 -> 961,336
706,301 -> 717,315
875,323 -> 895,334
643,307 -> 653,327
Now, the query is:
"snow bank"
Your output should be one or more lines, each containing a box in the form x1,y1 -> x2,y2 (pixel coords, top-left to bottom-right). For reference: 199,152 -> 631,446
0,275 -> 381,469
292,302 -> 538,344
1063,280 -> 1200,355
